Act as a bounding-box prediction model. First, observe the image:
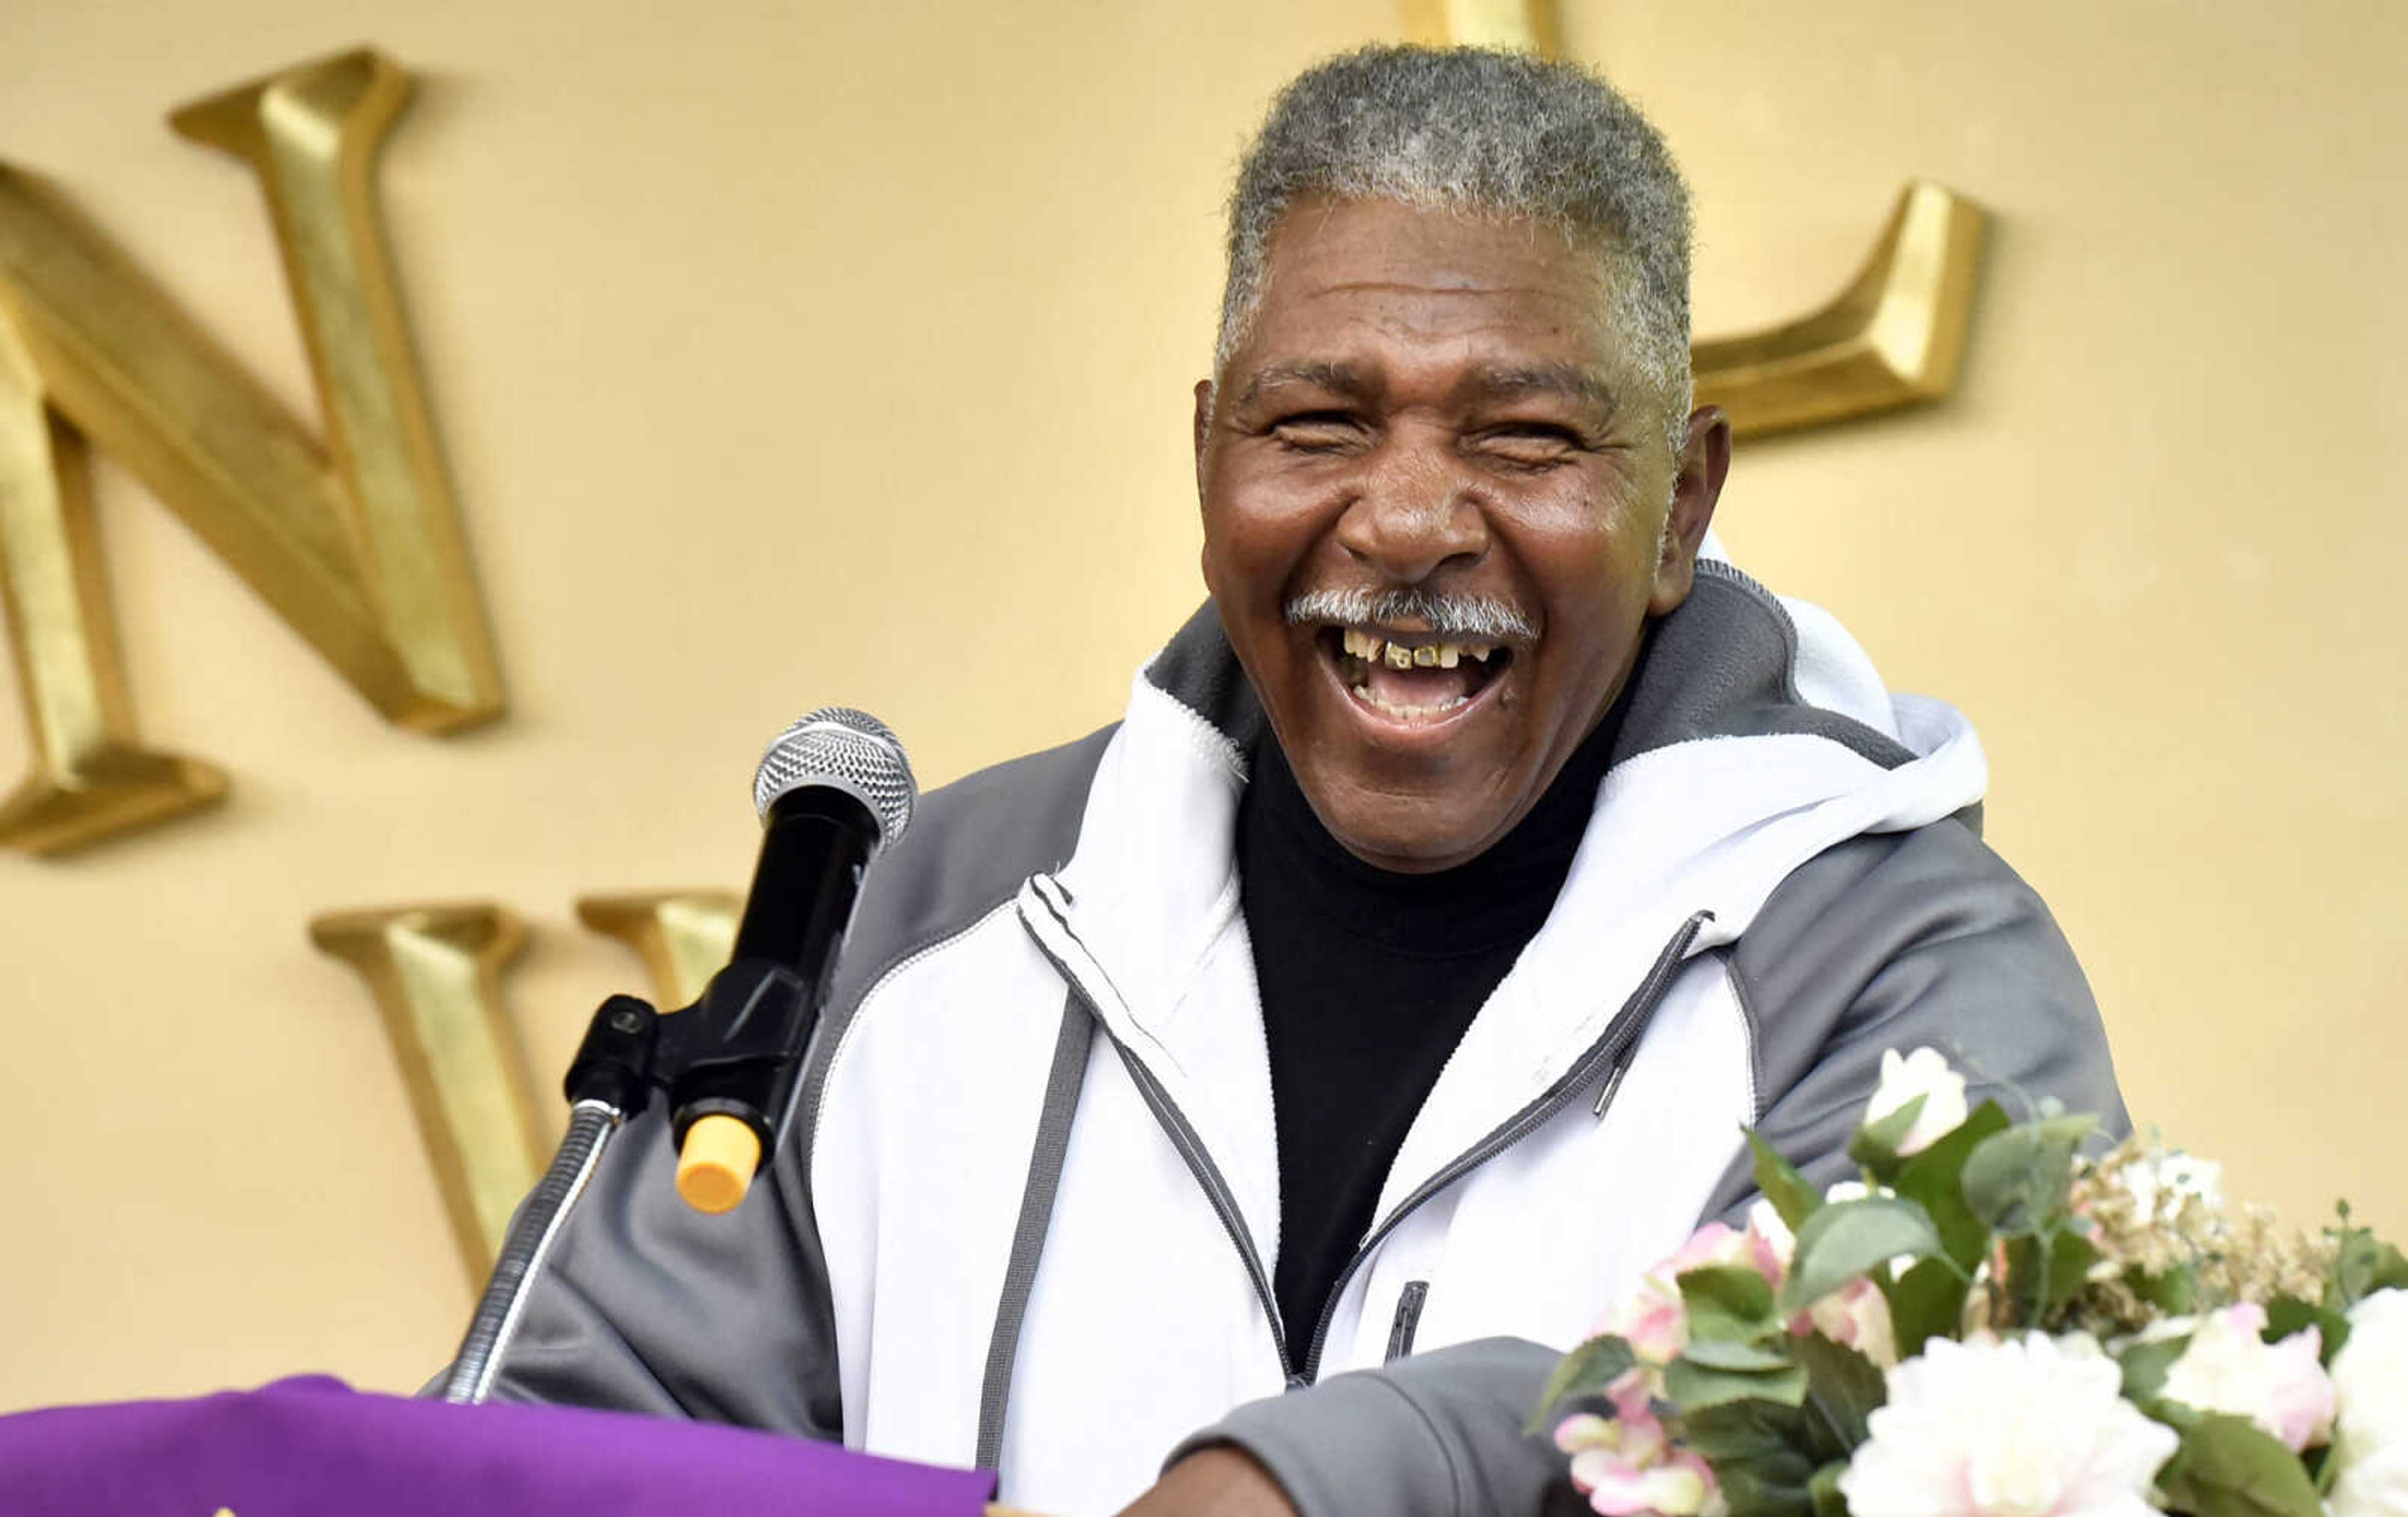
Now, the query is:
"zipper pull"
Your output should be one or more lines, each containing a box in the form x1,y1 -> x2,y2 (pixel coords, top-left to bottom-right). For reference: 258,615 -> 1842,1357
1592,1054 -> 1631,1118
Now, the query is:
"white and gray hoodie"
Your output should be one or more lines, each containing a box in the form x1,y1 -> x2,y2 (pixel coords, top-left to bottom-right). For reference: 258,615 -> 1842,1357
490,556 -> 2126,1516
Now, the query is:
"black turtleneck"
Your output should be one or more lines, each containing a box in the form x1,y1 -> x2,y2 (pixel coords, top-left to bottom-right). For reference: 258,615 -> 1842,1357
1237,658 -> 1641,1346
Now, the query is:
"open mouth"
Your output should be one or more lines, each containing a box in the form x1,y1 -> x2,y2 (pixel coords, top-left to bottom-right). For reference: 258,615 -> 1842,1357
1319,625 -> 1516,722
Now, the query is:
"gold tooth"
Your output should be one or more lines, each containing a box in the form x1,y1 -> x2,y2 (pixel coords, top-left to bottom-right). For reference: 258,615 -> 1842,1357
1412,645 -> 1439,667
1385,643 -> 1415,670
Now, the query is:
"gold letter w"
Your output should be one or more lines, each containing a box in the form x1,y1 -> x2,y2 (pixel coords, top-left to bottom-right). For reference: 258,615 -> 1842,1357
0,48 -> 502,855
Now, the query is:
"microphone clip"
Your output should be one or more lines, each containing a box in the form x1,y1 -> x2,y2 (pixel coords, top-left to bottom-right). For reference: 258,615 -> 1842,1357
558,956 -> 818,1173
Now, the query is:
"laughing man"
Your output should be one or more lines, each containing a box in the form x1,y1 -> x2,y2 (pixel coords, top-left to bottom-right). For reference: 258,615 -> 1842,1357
494,45 -> 2125,1517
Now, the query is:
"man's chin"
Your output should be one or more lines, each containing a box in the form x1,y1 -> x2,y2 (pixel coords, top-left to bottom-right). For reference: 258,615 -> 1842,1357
1298,779 -> 1516,876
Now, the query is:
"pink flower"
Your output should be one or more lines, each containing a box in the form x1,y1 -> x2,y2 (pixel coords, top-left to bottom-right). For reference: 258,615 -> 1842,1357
1747,1198 -> 1898,1367
1556,1378 -> 1723,1517
1802,1276 -> 1899,1369
1599,1219 -> 1787,1366
2161,1302 -> 2335,1452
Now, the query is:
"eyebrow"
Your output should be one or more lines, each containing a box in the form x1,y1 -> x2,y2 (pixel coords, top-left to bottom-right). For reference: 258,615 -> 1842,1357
1230,360 -> 1371,413
1462,363 -> 1620,415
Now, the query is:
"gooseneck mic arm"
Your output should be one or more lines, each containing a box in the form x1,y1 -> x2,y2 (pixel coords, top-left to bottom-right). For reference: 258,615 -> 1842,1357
438,709 -> 916,1406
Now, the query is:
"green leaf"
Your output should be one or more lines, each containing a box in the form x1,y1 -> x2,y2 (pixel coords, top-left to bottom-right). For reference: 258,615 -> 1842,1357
1680,1399 -> 1814,1465
1883,1255 -> 1967,1359
2264,1294 -> 2351,1364
2118,1333 -> 2192,1403
1959,1114 -> 2098,1236
1715,1466 -> 1816,1517
1790,1335 -> 1886,1462
1780,1198 -> 1945,1314
1747,1126 -> 1823,1232
2158,1413 -> 2324,1517
1664,1356 -> 1808,1414
1809,1462 -> 1851,1517
2043,1229 -> 2101,1316
1681,1264 -> 1780,1343
2133,1265 -> 2197,1316
1684,1338 -> 1797,1372
1526,1333 -> 1635,1432
2004,1227 -> 2103,1326
2329,1220 -> 2408,1309
1893,1100 -> 2011,1270
1848,1094 -> 1926,1180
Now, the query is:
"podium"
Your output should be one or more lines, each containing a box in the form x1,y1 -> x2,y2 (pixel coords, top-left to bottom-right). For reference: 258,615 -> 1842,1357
0,1375 -> 998,1516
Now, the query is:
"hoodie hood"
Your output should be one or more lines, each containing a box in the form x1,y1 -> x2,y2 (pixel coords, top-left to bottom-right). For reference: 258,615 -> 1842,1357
1027,552 -> 1987,1229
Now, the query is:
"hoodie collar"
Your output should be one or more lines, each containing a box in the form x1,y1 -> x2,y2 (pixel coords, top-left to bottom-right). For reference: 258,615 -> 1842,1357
1028,559 -> 1987,1212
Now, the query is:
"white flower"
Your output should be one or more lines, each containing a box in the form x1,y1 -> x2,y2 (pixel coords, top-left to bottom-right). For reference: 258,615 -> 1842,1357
2160,1302 -> 2334,1451
1864,1048 -> 1970,1157
2119,1148 -> 2224,1225
2331,1289 -> 2408,1517
1839,1333 -> 2178,1517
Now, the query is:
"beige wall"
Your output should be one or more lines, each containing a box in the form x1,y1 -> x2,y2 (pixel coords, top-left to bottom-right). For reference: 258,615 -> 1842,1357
1,0 -> 2400,1412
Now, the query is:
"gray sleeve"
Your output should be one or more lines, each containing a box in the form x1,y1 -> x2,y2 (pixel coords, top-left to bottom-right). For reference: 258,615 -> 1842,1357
473,1098 -> 842,1437
465,726 -> 1120,1430
1703,818 -> 2130,1220
1168,1338 -> 1585,1517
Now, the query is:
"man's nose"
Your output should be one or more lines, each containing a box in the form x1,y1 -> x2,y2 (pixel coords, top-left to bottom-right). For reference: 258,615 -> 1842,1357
1333,433 -> 1489,584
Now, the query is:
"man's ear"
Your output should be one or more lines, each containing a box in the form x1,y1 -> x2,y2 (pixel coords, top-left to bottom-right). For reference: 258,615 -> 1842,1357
1649,404 -> 1732,616
1192,379 -> 1216,499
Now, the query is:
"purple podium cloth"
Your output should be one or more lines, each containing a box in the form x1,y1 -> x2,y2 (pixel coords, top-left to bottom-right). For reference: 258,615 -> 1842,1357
0,1375 -> 996,1516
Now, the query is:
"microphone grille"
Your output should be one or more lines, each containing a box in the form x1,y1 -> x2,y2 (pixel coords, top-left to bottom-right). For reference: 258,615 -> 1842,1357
753,707 -> 918,848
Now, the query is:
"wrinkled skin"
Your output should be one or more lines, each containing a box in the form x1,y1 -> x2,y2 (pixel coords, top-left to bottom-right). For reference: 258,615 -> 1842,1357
1195,195 -> 1729,873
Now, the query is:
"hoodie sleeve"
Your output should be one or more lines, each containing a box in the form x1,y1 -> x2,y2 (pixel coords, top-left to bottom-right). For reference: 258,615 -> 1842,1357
1167,1338 -> 1588,1517
1704,816 -> 2130,1218
469,1101 -> 845,1439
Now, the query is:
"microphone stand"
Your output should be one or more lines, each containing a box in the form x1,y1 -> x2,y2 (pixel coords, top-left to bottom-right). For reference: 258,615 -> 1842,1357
438,994 -> 662,1405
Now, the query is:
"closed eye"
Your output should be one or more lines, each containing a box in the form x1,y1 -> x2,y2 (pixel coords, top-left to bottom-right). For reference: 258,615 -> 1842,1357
1269,411 -> 1371,454
1469,424 -> 1589,469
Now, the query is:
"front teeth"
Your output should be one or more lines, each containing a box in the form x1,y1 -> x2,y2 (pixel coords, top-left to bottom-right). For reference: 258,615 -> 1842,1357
1338,627 -> 1497,666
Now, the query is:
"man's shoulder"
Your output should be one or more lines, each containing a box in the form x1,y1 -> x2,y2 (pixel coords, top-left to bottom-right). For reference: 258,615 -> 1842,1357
1724,815 -> 2121,1131
826,723 -> 1118,1012
1741,815 -> 2055,968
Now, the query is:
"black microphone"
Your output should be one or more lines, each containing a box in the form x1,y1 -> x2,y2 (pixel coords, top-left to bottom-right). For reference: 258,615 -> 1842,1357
664,708 -> 916,1213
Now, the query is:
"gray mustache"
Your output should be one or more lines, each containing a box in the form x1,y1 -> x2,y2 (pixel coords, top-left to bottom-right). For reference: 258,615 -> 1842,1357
1283,587 -> 1539,643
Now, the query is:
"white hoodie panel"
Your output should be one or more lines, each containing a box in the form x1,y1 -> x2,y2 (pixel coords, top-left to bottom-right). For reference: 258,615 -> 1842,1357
1331,965 -> 1756,1372
811,570 -> 1993,1515
815,902 -> 1060,1462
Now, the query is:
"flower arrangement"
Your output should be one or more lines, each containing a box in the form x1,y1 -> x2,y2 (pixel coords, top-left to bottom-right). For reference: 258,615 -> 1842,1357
1536,1049 -> 2408,1517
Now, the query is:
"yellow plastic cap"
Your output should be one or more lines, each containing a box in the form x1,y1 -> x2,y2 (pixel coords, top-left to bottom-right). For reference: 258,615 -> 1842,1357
675,1114 -> 761,1215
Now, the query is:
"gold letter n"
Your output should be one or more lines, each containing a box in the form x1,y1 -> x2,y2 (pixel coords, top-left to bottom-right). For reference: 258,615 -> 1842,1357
0,48 -> 502,855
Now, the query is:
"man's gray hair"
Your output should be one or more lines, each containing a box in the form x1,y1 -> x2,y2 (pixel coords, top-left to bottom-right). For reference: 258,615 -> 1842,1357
1218,46 -> 1695,443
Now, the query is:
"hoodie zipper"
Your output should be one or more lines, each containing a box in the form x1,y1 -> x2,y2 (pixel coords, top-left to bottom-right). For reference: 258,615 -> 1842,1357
1022,883 -> 1711,1388
1020,882 -> 1301,1382
1296,909 -> 1712,1383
